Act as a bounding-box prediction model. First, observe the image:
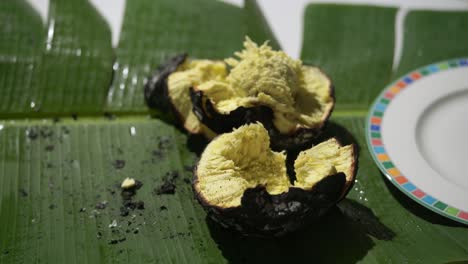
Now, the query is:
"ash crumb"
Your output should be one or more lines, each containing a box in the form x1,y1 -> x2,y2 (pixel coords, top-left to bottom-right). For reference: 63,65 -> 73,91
95,201 -> 108,210
107,188 -> 116,195
155,171 -> 179,195
151,149 -> 164,159
113,160 -> 126,169
135,201 -> 145,209
120,207 -> 129,217
61,126 -> 70,135
124,200 -> 145,210
79,208 -> 86,213
19,188 -> 28,197
45,145 -> 55,152
160,206 -> 167,211
166,171 -> 179,180
109,237 -> 126,245
155,181 -> 176,195
103,112 -> 116,120
26,129 -> 39,140
40,129 -> 53,138
158,137 -> 172,149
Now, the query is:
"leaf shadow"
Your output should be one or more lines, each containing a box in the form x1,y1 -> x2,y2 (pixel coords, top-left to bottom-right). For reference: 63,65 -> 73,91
208,198 -> 394,264
382,174 -> 467,228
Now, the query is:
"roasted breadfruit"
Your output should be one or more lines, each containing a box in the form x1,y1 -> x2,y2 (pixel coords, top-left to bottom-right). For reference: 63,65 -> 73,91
144,38 -> 334,149
193,123 -> 357,236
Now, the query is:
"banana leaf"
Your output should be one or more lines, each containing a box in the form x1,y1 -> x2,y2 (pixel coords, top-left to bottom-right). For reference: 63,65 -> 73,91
1,1 -> 468,263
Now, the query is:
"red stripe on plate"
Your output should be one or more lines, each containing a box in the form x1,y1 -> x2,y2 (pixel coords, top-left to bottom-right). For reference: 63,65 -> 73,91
412,189 -> 425,198
384,92 -> 394,99
458,211 -> 468,221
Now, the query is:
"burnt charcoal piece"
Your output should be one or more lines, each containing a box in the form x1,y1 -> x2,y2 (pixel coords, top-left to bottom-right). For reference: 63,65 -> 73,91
19,188 -> 28,197
109,238 -> 126,245
135,201 -> 145,210
113,160 -> 126,169
95,201 -> 108,210
45,145 -> 55,152
120,207 -> 130,217
155,181 -> 176,195
103,112 -> 116,120
122,200 -> 145,210
40,128 -> 53,138
26,129 -> 39,140
119,179 -> 144,217
144,53 -> 187,109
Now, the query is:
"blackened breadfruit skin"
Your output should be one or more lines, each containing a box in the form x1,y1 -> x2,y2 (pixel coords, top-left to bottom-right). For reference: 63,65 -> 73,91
193,171 -> 347,237
144,53 -> 187,110
190,88 -> 331,151
190,88 -> 273,132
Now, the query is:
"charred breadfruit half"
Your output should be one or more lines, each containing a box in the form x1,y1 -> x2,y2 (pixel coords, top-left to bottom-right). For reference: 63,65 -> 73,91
193,123 -> 357,236
144,54 -> 228,138
190,38 -> 335,150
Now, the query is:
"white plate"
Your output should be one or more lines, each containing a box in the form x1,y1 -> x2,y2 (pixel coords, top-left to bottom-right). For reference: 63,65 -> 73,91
366,58 -> 468,225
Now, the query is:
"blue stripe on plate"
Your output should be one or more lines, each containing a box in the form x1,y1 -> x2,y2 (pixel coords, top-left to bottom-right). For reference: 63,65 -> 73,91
370,125 -> 380,131
375,103 -> 387,112
422,195 -> 436,205
373,146 -> 385,153
429,65 -> 439,72
402,182 -> 416,192
403,77 -> 413,84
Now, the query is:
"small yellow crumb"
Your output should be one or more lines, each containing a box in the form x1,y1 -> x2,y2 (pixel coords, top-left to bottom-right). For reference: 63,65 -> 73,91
121,177 -> 136,189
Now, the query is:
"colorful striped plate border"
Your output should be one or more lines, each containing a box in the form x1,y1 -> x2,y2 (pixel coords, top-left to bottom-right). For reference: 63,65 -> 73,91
366,58 -> 468,225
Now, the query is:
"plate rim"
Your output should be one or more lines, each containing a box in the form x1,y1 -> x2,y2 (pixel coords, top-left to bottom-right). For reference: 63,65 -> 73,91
365,57 -> 468,225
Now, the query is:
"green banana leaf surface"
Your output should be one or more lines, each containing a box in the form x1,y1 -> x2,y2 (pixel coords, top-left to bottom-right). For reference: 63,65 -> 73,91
1,1 -> 468,263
